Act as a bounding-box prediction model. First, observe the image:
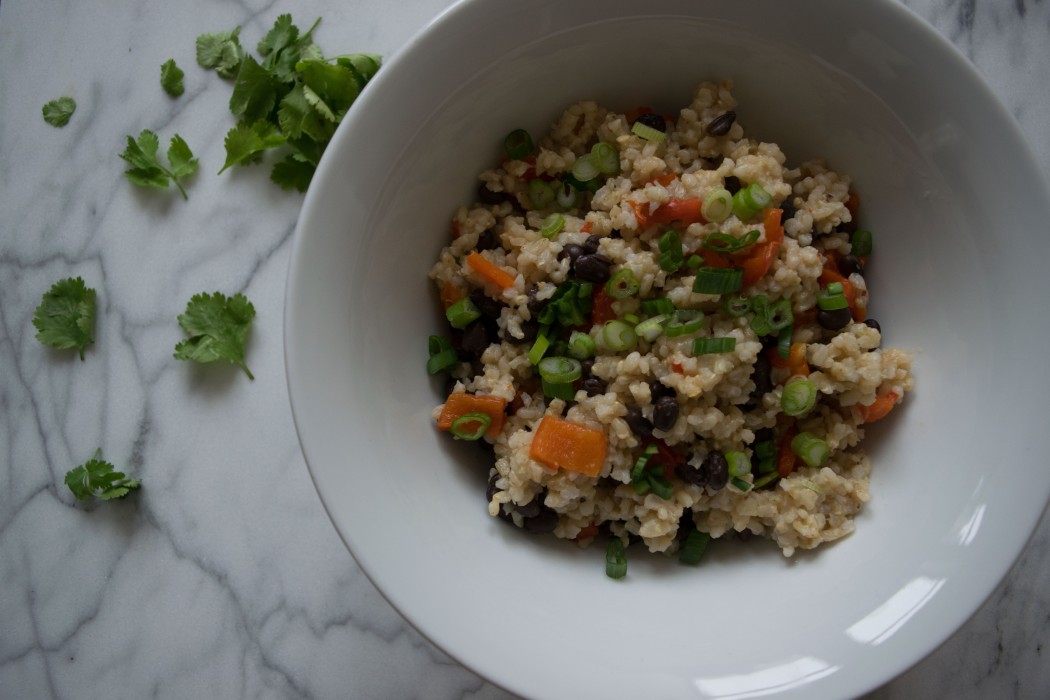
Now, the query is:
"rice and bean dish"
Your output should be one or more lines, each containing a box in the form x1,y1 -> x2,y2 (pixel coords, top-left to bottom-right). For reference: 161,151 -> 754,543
428,80 -> 913,575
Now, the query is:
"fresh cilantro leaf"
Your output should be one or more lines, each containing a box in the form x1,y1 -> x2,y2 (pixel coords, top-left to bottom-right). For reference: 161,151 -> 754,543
32,276 -> 96,360
219,120 -> 286,173
337,54 -> 382,85
277,85 -> 329,142
65,449 -> 141,501
196,26 -> 245,79
119,129 -> 198,200
229,54 -> 282,124
270,154 -> 315,192
160,59 -> 185,97
174,292 -> 256,379
262,16 -> 322,84
257,14 -> 298,57
42,97 -> 77,127
296,60 -> 361,118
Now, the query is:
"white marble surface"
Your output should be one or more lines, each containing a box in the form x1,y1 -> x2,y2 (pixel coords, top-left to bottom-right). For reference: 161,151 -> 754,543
1,0 -> 1048,698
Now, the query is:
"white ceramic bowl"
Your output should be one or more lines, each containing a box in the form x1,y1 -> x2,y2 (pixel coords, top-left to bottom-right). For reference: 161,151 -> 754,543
285,1 -> 1050,698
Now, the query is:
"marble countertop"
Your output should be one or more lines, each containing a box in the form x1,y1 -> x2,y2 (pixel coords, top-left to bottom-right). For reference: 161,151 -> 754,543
1,0 -> 1048,698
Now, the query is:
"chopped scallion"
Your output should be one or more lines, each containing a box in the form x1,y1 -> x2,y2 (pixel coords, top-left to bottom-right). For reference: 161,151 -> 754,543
591,141 -> 620,174
527,329 -> 551,365
538,356 -> 582,384
648,473 -> 675,500
527,179 -> 556,210
790,431 -> 831,468
567,330 -> 596,360
703,229 -> 760,254
449,412 -> 491,440
752,472 -> 780,489
678,527 -> 710,565
541,379 -> 576,401
555,180 -> 579,210
426,347 -> 458,375
571,153 -> 601,182
731,182 -> 772,221
777,326 -> 792,360
540,213 -> 565,239
605,268 -> 641,299
693,267 -> 743,295
851,229 -> 873,257
635,314 -> 669,342
665,309 -> 704,337
725,450 -> 751,478
445,297 -> 481,329
601,320 -> 637,352
781,377 -> 817,416
640,298 -> 676,315
730,476 -> 753,492
817,289 -> 849,311
658,230 -> 684,272
723,294 -> 751,318
504,128 -> 534,160
605,538 -> 628,579
631,444 -> 659,481
701,188 -> 734,223
686,254 -> 704,270
631,121 -> 666,143
691,336 -> 736,355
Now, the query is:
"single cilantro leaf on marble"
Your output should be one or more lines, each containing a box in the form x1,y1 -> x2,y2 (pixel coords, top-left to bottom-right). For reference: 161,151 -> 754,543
196,26 -> 244,79
42,97 -> 77,127
32,276 -> 96,360
160,59 -> 185,97
119,129 -> 198,199
218,120 -> 286,173
174,292 -> 256,379
65,449 -> 141,501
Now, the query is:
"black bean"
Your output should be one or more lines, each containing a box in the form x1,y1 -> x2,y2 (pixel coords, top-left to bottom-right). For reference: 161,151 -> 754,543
523,505 -> 559,534
750,352 -> 773,398
515,495 -> 544,519
526,284 -> 544,314
580,376 -> 607,397
634,112 -> 666,133
705,110 -> 737,136
818,307 -> 852,331
864,318 -> 882,334
487,473 -> 514,522
559,243 -> 585,267
469,289 -> 503,319
460,321 -> 491,358
651,395 -> 679,432
649,380 -> 676,402
676,460 -> 708,487
780,196 -> 797,223
580,358 -> 595,378
504,319 -> 538,345
838,254 -> 864,277
624,406 -> 653,438
736,528 -> 754,541
573,253 -> 613,283
699,451 -> 729,491
477,184 -> 510,206
723,175 -> 742,195
476,228 -> 500,251
583,235 -> 602,254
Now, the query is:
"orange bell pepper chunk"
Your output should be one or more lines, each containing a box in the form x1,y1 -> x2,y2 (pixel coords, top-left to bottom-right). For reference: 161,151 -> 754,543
466,251 -> 516,289
741,208 -> 784,288
437,393 -> 507,437
858,391 -> 900,424
650,197 -> 705,226
529,416 -> 608,477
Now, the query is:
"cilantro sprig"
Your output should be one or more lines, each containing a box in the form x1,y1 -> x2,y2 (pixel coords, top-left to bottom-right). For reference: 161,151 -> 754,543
174,292 -> 256,379
65,449 -> 141,501
42,97 -> 77,127
198,14 -> 380,192
160,59 -> 185,97
119,129 -> 199,199
33,277 -> 97,359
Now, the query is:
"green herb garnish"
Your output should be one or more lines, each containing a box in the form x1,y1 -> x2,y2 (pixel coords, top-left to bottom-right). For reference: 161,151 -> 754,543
174,292 -> 256,379
65,449 -> 141,501
119,130 -> 198,199
32,277 -> 96,359
160,59 -> 185,97
42,97 -> 76,127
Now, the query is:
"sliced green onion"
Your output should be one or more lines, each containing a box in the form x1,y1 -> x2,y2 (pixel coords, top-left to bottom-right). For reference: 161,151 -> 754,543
567,330 -> 596,360
754,440 -> 775,461
693,267 -> 743,295
445,297 -> 481,329
555,180 -> 579,210
766,298 -> 794,332
591,141 -> 620,174
623,313 -> 640,325
632,477 -> 651,496
781,377 -> 817,416
571,153 -> 601,182
542,379 -> 576,401
640,298 -> 676,315
723,294 -> 751,318
817,289 -> 849,311
635,314 -> 669,342
725,450 -> 751,478
503,128 -> 534,160
563,172 -> 601,194
730,476 -> 753,492
701,188 -> 734,223
539,280 -> 592,327
648,473 -> 675,500
527,179 -> 556,209
540,213 -> 565,239
851,229 -> 873,257
602,320 -> 637,352
777,326 -> 793,360
605,538 -> 627,579
692,336 -> 736,355
825,282 -> 844,296
605,268 -> 640,299
750,296 -> 792,336
631,121 -> 666,143
732,182 -> 772,221
756,457 -> 777,475
686,254 -> 703,270
678,528 -> 710,565
527,329 -> 551,365
703,229 -> 760,254
450,412 -> 491,440
658,230 -> 684,272
428,335 -> 453,356
631,444 -> 659,481
426,348 -> 458,375
665,309 -> 704,337
752,472 -> 780,489
791,431 -> 831,468
538,356 -> 582,384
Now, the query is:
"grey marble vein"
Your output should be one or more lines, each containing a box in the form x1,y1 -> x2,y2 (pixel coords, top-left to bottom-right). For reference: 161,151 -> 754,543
1,0 -> 1048,699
